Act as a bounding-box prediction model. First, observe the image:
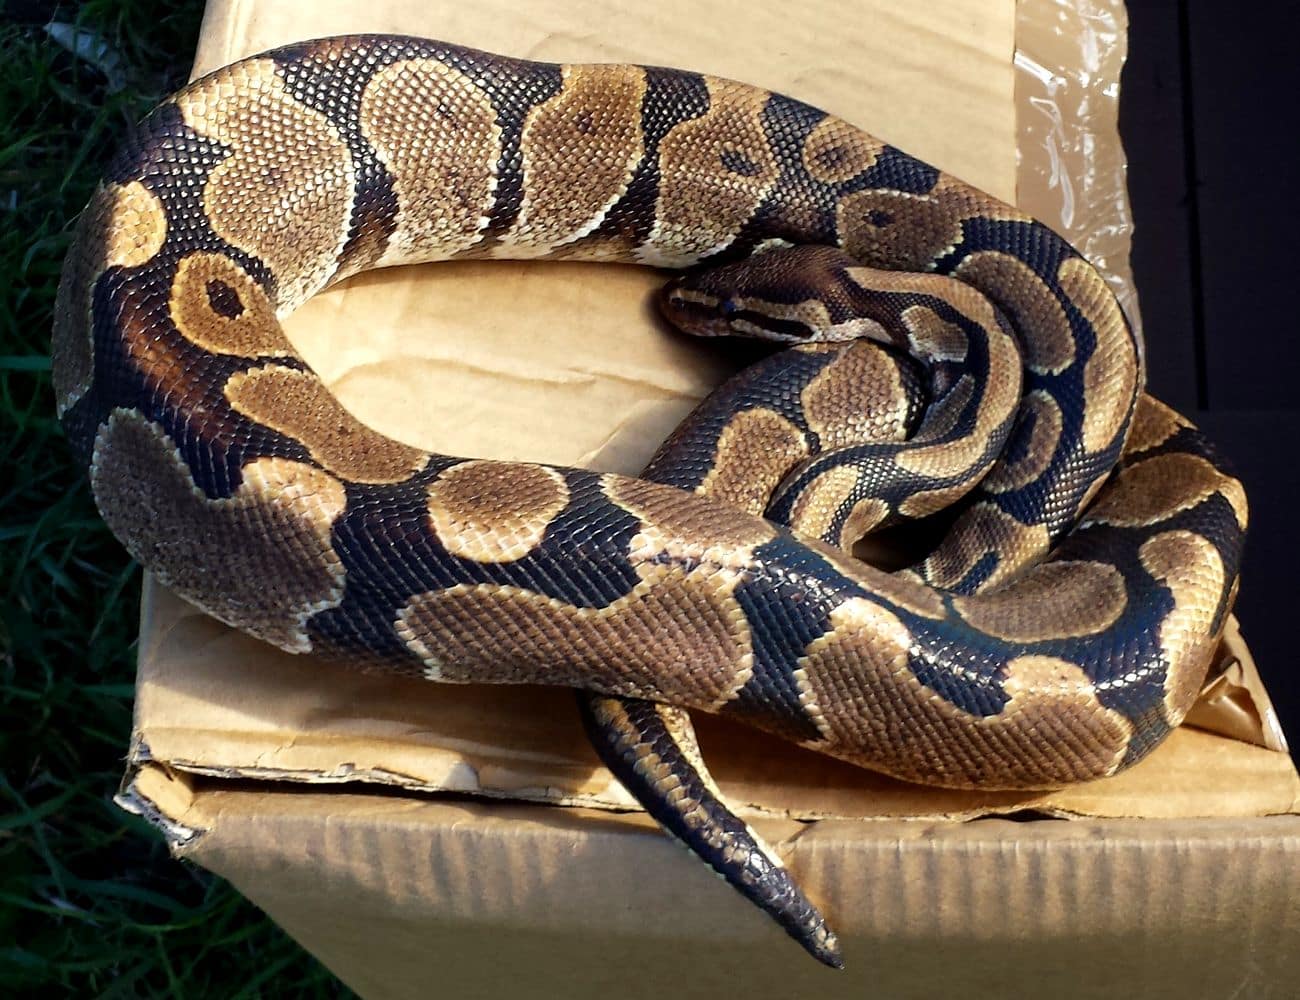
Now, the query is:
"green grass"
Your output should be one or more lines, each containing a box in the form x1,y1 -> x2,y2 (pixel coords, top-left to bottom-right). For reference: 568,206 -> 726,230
0,3 -> 348,994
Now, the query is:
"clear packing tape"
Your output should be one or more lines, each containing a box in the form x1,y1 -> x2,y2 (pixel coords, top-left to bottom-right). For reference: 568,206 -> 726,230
1016,0 -> 1143,350
122,0 -> 1296,838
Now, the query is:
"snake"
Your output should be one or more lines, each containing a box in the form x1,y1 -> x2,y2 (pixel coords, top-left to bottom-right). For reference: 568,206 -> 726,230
53,35 -> 1247,967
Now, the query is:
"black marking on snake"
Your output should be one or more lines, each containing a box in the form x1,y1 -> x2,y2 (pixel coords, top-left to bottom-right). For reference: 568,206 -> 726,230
115,105 -> 277,294
59,266 -> 144,462
841,146 -> 940,196
907,643 -> 1010,718
941,549 -> 1001,596
720,148 -> 765,177
761,91 -> 827,156
730,95 -> 838,251
313,468 -> 649,663
205,280 -> 244,318
590,67 -> 712,248
105,101 -> 191,186
642,347 -> 841,491
1118,707 -> 1171,767
449,49 -> 565,241
275,40 -> 405,271
996,401 -> 1040,472
720,534 -> 859,742
725,586 -> 836,743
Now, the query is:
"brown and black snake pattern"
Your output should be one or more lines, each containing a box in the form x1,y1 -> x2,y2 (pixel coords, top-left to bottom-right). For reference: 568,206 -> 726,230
53,36 -> 1247,967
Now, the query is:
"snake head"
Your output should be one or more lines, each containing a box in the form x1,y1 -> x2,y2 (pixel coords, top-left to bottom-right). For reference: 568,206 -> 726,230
658,276 -> 746,338
659,272 -> 820,343
659,244 -> 861,344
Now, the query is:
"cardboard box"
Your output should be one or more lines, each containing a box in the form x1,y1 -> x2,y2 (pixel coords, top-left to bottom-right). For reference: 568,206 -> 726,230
118,1 -> 1300,995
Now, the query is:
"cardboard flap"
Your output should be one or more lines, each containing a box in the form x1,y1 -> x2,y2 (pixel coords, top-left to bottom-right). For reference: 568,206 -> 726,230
1184,617 -> 1289,752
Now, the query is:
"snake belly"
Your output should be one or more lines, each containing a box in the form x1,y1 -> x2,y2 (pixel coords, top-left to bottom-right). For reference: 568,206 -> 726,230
53,35 -> 1246,962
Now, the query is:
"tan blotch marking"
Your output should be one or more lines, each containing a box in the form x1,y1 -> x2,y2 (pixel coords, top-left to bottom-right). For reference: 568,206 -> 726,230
837,189 -> 965,271
999,655 -> 1132,774
838,498 -> 892,548
89,409 -> 345,651
1124,398 -> 1185,456
395,562 -> 753,708
425,461 -> 569,563
1057,256 -> 1138,453
794,598 -> 914,744
699,408 -> 808,515
729,296 -> 834,340
1085,452 -> 1248,531
176,59 -> 354,309
846,267 -> 1004,333
1140,530 -> 1229,721
899,304 -> 968,362
788,466 -> 862,543
108,181 -> 167,266
801,115 -> 881,184
643,78 -> 779,266
53,181 -> 168,414
359,58 -> 502,265
796,598 -> 1131,786
896,481 -> 976,520
896,325 -> 1021,479
606,474 -> 777,569
953,561 -> 1127,642
503,64 -> 645,254
924,502 -> 1051,591
169,252 -> 291,357
1124,394 -> 1191,457
225,366 -> 428,483
955,251 -> 1074,374
982,391 -> 1064,494
801,341 -> 913,448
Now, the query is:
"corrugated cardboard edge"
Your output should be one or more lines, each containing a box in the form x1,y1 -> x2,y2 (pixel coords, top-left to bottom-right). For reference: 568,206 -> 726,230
116,772 -> 1300,999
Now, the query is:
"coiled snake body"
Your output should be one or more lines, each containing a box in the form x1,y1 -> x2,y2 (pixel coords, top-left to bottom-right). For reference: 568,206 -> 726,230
54,36 -> 1246,966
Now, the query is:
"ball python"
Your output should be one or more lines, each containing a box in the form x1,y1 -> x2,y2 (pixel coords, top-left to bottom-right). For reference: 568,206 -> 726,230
53,35 -> 1247,967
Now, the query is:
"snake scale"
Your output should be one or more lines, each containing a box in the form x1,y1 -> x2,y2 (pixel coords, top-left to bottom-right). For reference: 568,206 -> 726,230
54,36 -> 1246,967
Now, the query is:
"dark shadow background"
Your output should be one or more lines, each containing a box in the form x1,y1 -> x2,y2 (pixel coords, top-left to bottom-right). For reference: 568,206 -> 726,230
1122,2 -> 1299,748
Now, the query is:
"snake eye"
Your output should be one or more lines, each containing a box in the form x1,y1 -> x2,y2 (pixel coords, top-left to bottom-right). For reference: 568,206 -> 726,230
719,298 -> 738,318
